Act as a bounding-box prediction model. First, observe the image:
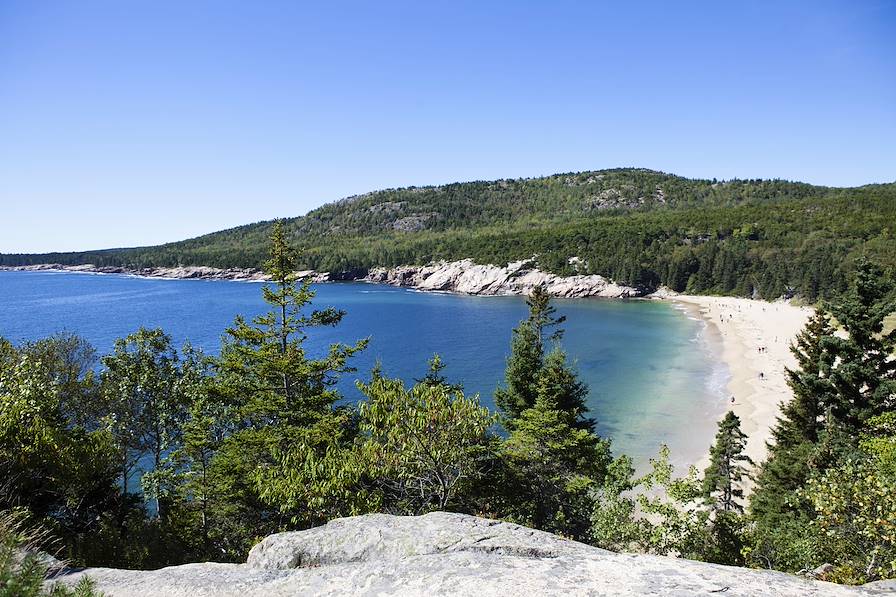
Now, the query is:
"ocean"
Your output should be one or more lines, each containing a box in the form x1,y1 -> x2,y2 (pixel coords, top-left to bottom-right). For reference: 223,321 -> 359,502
0,270 -> 728,469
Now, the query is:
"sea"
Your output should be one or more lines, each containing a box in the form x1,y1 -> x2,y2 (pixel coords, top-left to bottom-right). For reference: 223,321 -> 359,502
0,270 -> 729,470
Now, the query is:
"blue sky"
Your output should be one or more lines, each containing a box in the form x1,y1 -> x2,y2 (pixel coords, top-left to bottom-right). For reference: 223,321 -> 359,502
1,1 -> 894,253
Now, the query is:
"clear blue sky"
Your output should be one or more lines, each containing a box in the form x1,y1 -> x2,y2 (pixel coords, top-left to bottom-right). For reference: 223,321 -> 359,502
1,1 -> 894,253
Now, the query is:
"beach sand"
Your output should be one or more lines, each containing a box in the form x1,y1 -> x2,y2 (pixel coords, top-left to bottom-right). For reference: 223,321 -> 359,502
665,295 -> 813,474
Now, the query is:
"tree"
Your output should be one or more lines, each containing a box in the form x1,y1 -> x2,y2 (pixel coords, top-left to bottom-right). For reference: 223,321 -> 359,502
500,388 -> 611,540
217,220 -> 367,427
355,370 -> 495,513
495,287 -> 595,432
168,346 -> 230,560
100,328 -> 190,520
210,221 -> 366,543
494,286 -> 566,426
703,411 -> 753,513
0,338 -> 120,565
415,354 -> 462,393
747,260 -> 896,573
804,414 -> 896,583
823,258 -> 896,434
751,310 -> 836,526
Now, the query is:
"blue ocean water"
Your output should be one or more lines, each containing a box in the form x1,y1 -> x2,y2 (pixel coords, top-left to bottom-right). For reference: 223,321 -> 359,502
0,271 -> 728,468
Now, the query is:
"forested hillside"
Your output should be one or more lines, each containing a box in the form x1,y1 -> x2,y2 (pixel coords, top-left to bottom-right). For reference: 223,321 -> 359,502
4,168 -> 895,300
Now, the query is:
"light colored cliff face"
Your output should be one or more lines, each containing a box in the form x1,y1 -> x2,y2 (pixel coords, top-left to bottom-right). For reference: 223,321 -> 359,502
2,260 -> 635,297
365,259 -> 640,298
58,512 -> 888,597
0,264 -> 329,283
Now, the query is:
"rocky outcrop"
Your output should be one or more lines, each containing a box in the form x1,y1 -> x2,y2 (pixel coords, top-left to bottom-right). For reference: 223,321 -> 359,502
0,264 -> 329,283
3,259 -> 642,297
364,259 -> 641,298
56,512 -> 883,596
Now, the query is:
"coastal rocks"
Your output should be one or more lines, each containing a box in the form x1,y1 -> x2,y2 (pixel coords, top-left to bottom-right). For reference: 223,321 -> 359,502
365,259 -> 640,298
0,264 -> 330,283
57,512 -> 878,596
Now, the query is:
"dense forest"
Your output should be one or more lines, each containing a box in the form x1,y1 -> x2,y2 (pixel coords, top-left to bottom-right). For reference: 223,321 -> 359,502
3,225 -> 895,595
3,168 -> 895,300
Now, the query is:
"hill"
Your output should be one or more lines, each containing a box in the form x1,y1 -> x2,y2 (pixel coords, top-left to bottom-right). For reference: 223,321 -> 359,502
4,168 -> 895,300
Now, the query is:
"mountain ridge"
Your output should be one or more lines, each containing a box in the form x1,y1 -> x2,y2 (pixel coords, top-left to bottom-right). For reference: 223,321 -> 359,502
4,168 -> 895,300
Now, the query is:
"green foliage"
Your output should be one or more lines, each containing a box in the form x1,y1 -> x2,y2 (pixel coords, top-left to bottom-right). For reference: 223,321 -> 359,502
99,329 -> 196,518
801,414 -> 896,583
703,411 -> 753,513
217,220 -> 367,426
0,338 -> 121,566
747,263 -> 896,579
356,372 -> 496,513
823,259 -> 896,432
0,511 -> 105,597
5,170 -> 895,301
495,287 -> 593,432
499,380 -> 611,540
202,220 -> 368,554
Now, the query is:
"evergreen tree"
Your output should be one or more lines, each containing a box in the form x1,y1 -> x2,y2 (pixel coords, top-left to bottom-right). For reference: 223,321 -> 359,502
495,286 -> 588,428
500,394 -> 611,540
751,310 -> 835,524
217,220 -> 367,426
537,348 -> 595,433
415,353 -> 463,393
824,258 -> 896,433
703,411 -> 752,513
210,221 -> 366,540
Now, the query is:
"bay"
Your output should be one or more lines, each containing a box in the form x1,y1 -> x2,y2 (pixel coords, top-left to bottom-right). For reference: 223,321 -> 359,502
0,270 -> 728,469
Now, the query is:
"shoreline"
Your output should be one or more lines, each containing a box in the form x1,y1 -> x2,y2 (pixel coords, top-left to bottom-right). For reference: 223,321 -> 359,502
4,264 -> 813,473
662,295 -> 813,472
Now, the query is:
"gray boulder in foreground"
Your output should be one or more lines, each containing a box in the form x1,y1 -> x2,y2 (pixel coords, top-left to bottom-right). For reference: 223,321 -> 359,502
58,512 -> 886,596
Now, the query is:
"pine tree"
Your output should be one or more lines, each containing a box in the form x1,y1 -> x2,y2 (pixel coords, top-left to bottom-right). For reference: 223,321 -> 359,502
703,411 -> 753,513
211,221 -> 367,538
494,286 -> 569,427
824,259 -> 896,434
217,220 -> 367,427
500,390 -> 611,540
536,348 -> 595,433
750,310 -> 835,523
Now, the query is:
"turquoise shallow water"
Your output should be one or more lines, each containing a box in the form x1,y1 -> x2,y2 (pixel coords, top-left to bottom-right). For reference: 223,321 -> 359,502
0,271 -> 728,468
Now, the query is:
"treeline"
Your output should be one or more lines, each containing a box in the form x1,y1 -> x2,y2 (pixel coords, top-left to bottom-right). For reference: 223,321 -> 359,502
2,225 -> 895,593
2,169 -> 894,301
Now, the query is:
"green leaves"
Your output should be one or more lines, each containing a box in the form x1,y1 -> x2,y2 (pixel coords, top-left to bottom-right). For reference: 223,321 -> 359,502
356,374 -> 496,513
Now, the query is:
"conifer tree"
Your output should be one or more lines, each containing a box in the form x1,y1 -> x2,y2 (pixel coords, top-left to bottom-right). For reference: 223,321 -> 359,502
703,411 -> 752,513
751,310 -> 835,523
211,220 -> 367,537
501,390 -> 611,540
824,259 -> 896,434
217,220 -> 367,426
494,286 -> 571,427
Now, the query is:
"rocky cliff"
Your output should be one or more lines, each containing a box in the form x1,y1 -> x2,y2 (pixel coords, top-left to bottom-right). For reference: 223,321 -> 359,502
363,259 -> 641,298
3,260 -> 641,298
57,512 -> 890,596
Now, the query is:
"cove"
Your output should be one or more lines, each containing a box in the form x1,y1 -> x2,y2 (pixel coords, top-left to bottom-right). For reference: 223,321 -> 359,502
0,270 -> 728,469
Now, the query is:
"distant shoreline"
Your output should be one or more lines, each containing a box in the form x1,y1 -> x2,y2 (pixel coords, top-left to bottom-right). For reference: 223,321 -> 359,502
0,260 -> 645,298
3,263 -> 812,475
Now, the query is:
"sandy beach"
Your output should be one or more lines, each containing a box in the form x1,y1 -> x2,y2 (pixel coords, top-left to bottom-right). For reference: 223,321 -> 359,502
665,295 -> 814,472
